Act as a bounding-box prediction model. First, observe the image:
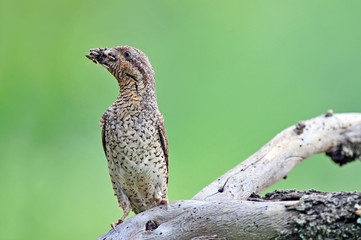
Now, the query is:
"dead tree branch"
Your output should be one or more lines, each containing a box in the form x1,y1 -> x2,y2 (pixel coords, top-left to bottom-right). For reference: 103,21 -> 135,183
193,112 -> 361,201
98,112 -> 361,240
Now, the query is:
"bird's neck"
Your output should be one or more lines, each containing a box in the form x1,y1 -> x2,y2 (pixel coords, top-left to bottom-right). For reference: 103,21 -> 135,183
116,76 -> 158,111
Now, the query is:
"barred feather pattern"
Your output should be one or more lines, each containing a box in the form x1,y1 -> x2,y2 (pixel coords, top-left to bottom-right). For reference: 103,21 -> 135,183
86,46 -> 168,221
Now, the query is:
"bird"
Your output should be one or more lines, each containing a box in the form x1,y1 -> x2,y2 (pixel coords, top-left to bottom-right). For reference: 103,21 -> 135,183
85,46 -> 169,228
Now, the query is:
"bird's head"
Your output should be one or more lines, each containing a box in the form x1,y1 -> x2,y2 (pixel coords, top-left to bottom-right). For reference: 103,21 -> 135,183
85,46 -> 155,85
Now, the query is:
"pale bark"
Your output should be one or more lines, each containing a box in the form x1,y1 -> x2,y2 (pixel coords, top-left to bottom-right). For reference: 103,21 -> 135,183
99,200 -> 298,240
97,112 -> 361,240
193,112 -> 361,201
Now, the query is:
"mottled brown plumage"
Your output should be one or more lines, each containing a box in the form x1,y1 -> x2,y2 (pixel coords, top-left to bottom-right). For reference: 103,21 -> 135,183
86,46 -> 168,227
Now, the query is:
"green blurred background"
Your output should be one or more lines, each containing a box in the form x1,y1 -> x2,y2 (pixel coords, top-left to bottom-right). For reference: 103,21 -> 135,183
1,0 -> 361,239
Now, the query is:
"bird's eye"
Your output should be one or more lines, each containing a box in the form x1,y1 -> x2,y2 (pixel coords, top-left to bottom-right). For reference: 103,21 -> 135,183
124,51 -> 131,58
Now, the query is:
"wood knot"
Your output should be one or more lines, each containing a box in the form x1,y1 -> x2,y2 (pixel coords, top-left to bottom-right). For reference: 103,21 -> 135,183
295,120 -> 306,135
325,143 -> 360,166
145,220 -> 159,231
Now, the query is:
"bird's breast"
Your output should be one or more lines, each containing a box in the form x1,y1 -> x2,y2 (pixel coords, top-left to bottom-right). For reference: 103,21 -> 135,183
103,108 -> 162,166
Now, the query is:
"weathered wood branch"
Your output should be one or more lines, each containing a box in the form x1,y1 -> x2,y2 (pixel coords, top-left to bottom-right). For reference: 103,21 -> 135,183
99,199 -> 298,240
264,190 -> 361,239
98,112 -> 361,240
193,112 -> 361,201
99,191 -> 361,239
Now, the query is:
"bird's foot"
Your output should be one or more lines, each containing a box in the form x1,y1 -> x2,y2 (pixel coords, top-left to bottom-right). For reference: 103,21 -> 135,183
110,219 -> 123,231
156,197 -> 169,210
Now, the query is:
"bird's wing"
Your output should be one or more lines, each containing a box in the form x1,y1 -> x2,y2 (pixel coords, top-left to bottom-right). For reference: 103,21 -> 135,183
158,115 -> 169,184
100,117 -> 107,157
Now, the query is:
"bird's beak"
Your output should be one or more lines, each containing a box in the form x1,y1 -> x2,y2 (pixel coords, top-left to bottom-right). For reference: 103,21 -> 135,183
86,48 -> 108,63
86,48 -> 113,69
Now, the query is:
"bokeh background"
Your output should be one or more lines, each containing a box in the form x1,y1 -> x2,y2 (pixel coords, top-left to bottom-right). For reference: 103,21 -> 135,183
1,1 -> 361,239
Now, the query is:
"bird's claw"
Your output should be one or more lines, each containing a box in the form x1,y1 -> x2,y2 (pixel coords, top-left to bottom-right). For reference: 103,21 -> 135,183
156,197 -> 169,210
110,218 -> 124,232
